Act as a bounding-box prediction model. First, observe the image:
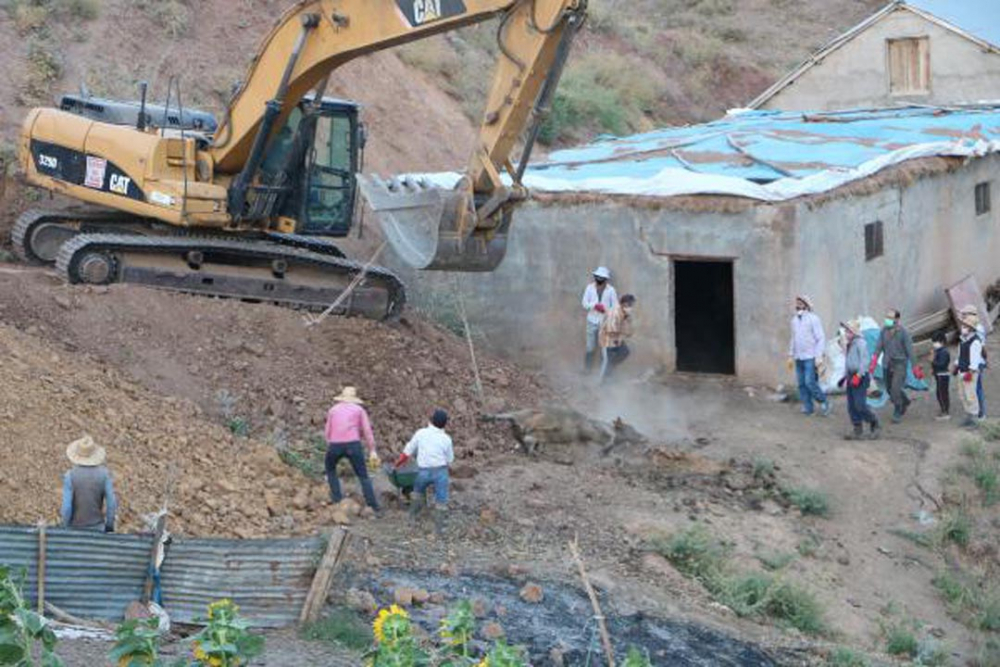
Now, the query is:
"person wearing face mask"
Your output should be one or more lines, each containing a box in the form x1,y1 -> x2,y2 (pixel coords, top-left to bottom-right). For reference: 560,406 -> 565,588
788,295 -> 830,416
582,266 -> 618,373
839,320 -> 880,440
953,313 -> 984,428
870,309 -> 914,423
930,332 -> 951,421
599,293 -> 636,381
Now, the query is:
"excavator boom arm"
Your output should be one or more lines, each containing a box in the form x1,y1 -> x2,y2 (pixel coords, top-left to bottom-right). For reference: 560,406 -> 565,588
214,0 -> 586,270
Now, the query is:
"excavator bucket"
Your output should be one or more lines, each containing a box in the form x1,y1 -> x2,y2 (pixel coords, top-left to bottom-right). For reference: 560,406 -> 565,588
358,175 -> 510,272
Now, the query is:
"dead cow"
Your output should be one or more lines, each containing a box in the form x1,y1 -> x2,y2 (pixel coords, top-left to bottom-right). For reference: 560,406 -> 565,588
483,406 -> 647,457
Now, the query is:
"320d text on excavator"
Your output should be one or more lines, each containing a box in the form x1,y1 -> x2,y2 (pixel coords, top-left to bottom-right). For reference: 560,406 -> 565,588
15,0 -> 587,319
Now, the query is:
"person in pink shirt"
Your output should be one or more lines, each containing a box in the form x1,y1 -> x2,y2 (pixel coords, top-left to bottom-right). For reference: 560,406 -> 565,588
324,386 -> 380,511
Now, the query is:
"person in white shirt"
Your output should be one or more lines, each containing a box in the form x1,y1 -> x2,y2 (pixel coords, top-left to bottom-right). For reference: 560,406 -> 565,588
396,409 -> 454,531
581,266 -> 617,372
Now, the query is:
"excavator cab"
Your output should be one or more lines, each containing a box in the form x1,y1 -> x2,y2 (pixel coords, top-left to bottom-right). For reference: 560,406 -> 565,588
259,96 -> 362,237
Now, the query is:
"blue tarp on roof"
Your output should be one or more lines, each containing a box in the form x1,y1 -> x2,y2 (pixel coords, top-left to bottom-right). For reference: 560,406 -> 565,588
906,0 -> 1000,48
508,105 -> 1000,201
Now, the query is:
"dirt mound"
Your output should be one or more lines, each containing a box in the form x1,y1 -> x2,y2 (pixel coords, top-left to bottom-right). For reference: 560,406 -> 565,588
0,268 -> 551,535
0,320 -> 317,537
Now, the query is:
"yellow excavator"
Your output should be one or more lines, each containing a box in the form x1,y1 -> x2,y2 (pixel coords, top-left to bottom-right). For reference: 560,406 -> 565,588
15,0 -> 587,319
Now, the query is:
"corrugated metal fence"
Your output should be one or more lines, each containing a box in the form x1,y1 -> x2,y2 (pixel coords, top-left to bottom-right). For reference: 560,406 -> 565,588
0,526 -> 324,627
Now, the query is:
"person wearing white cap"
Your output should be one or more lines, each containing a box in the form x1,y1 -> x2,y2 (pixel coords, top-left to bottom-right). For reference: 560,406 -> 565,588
581,266 -> 617,372
60,435 -> 117,532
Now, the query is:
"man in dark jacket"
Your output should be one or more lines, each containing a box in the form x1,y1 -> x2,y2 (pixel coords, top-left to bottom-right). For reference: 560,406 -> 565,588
871,309 -> 914,423
60,435 -> 117,532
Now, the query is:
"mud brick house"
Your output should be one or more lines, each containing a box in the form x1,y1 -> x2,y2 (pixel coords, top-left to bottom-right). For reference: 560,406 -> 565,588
387,106 -> 1000,383
750,0 -> 1000,111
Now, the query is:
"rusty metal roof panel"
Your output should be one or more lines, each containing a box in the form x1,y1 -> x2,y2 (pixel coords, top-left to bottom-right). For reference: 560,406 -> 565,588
0,526 -> 150,621
160,536 -> 323,627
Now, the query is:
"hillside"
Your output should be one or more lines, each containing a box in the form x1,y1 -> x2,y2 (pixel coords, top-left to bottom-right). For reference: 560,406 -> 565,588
1,0 -> 884,172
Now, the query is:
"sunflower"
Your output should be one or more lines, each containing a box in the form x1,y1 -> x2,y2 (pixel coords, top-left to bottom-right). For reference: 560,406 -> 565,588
372,604 -> 408,643
207,599 -> 238,621
192,641 -> 224,667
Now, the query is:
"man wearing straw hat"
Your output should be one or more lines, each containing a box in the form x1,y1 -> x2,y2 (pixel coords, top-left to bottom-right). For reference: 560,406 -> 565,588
324,387 -> 381,512
60,435 -> 117,532
959,304 -> 988,420
954,312 -> 985,428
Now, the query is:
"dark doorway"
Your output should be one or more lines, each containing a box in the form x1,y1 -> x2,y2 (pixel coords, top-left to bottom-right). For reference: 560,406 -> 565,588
674,260 -> 735,375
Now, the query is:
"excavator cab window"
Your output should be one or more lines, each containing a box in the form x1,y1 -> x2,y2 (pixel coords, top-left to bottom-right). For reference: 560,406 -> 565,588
300,101 -> 359,236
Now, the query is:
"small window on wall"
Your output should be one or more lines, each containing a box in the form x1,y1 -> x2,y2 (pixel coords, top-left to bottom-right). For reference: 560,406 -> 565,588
887,37 -> 930,94
976,182 -> 991,216
865,221 -> 884,261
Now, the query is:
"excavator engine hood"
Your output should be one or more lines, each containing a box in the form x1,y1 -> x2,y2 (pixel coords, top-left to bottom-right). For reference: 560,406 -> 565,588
359,175 -> 511,272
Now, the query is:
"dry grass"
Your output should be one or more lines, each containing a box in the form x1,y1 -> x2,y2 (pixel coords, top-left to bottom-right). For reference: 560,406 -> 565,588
18,37 -> 62,105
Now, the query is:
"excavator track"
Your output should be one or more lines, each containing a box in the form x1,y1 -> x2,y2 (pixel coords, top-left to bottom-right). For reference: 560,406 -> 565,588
54,233 -> 405,319
12,207 -> 140,264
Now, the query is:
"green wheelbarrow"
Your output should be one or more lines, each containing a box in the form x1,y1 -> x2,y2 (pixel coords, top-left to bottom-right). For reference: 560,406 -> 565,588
383,462 -> 419,500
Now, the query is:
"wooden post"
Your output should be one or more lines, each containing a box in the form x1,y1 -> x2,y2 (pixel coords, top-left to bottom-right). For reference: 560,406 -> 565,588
569,537 -> 615,667
36,522 -> 46,615
299,528 -> 350,624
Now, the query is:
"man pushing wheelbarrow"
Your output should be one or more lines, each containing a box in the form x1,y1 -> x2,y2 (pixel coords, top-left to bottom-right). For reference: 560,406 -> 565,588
393,409 -> 454,535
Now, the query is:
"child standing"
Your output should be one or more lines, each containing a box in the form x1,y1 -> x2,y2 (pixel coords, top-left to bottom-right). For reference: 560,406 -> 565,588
931,331 -> 951,421
932,332 -> 951,420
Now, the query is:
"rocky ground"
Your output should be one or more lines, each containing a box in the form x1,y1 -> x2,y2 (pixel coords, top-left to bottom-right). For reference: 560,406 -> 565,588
1,264 -> 998,665
0,265 -> 549,537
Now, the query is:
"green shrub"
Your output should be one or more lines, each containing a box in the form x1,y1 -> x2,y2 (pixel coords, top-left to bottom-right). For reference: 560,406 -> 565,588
653,525 -> 728,582
884,620 -> 919,658
655,527 -> 825,635
134,0 -> 190,38
539,52 -> 662,144
978,593 -> 1000,632
933,570 -> 975,612
797,535 -> 821,558
784,487 -> 830,517
826,647 -> 869,667
960,441 -> 1000,505
756,551 -> 794,571
752,457 -> 774,479
301,607 -> 373,651
938,510 -> 972,547
59,0 -> 97,20
621,646 -> 653,667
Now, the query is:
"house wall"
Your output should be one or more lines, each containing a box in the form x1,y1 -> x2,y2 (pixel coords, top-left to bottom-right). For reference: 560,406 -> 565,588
760,9 -> 1000,110
386,155 -> 1000,385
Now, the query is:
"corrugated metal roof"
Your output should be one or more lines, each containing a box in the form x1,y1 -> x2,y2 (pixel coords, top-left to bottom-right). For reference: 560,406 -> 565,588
509,105 -> 1000,201
0,526 -> 323,627
906,0 -> 1000,48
